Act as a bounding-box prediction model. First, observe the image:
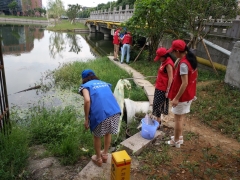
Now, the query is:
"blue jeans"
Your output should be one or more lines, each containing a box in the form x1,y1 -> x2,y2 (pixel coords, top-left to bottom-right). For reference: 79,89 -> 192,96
121,44 -> 130,63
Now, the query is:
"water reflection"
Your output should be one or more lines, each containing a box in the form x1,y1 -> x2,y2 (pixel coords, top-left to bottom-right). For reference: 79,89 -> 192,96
49,32 -> 66,59
0,24 -> 45,55
66,33 -> 81,54
0,24 -> 115,109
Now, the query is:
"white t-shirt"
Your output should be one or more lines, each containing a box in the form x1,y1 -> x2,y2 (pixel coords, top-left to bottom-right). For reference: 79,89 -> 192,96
180,63 -> 188,75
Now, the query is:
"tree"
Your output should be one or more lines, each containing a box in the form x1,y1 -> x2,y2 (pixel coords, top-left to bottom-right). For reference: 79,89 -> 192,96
165,0 -> 238,49
35,7 -> 45,17
47,0 -> 65,24
66,4 -> 81,24
8,0 -> 18,15
125,0 -> 170,60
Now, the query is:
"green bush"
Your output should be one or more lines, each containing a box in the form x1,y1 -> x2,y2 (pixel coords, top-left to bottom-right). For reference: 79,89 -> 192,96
28,106 -> 94,165
0,124 -> 29,179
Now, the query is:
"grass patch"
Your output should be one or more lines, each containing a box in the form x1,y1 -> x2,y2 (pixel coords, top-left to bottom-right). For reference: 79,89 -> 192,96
45,57 -> 147,101
46,20 -> 88,31
129,57 -> 225,85
192,81 -> 240,141
27,106 -> 93,165
0,124 -> 29,179
0,15 -> 47,20
134,130 -> 239,179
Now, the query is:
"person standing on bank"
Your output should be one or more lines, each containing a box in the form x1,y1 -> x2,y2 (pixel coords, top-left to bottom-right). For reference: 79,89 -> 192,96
152,47 -> 174,128
113,28 -> 121,61
120,31 -> 133,64
79,69 -> 121,167
166,39 -> 198,148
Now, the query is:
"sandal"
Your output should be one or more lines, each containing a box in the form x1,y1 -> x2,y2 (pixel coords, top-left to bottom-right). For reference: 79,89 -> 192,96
166,139 -> 181,148
91,155 -> 102,167
101,151 -> 108,163
171,136 -> 184,144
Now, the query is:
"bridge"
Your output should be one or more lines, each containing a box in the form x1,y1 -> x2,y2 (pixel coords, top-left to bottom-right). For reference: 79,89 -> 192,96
85,5 -> 240,39
85,5 -> 134,38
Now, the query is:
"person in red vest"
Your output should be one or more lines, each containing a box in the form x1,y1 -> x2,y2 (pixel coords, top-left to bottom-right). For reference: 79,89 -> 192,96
120,31 -> 133,64
152,47 -> 174,129
113,28 -> 121,61
166,39 -> 198,148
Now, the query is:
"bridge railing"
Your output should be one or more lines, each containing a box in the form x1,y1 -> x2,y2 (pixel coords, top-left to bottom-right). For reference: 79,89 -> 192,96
89,5 -> 134,22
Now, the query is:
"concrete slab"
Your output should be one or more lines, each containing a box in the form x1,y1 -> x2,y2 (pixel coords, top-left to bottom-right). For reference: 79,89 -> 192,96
144,86 -> 155,96
134,79 -> 153,87
120,131 -> 164,156
74,153 -> 112,180
148,95 -> 154,106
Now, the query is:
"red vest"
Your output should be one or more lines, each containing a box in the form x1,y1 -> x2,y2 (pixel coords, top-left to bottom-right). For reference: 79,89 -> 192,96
168,57 -> 198,102
155,57 -> 174,91
122,34 -> 132,44
113,30 -> 120,45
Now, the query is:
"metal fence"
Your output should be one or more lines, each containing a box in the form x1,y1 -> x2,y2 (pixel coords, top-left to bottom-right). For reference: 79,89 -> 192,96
0,41 -> 10,134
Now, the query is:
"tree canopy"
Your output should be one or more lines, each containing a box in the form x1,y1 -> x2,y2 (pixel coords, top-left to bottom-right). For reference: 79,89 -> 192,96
47,0 -> 65,23
124,0 -> 238,60
8,0 -> 18,15
165,0 -> 238,49
66,4 -> 81,24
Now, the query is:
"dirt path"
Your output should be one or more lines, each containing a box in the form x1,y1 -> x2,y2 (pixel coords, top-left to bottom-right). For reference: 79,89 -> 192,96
163,111 -> 240,154
162,79 -> 240,154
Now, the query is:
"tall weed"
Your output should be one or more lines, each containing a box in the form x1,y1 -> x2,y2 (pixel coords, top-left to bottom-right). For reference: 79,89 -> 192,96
0,124 -> 29,179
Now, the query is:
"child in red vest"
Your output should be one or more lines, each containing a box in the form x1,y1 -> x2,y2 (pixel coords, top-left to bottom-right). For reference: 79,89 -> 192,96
166,39 -> 198,148
152,47 -> 174,129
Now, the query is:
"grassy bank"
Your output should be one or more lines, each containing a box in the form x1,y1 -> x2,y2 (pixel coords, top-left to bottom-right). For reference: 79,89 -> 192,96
46,20 -> 88,31
0,56 -> 147,179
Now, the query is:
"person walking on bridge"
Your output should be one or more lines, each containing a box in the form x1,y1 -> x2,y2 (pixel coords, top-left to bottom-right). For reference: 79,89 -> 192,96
79,69 -> 121,167
120,31 -> 133,64
152,47 -> 174,129
166,39 -> 198,148
113,28 -> 121,61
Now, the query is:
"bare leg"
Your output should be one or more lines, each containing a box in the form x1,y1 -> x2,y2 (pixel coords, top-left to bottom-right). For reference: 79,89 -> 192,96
174,114 -> 184,142
93,136 -> 101,159
103,133 -> 111,154
157,116 -> 161,123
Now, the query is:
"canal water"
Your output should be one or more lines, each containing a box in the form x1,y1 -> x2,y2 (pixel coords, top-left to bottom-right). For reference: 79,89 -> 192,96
0,24 -> 114,110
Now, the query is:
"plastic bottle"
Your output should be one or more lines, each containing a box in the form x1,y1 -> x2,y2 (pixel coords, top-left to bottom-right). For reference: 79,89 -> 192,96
144,114 -> 154,125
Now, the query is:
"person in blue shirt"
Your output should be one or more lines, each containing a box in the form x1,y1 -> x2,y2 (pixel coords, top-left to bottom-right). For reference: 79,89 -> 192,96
78,69 -> 121,167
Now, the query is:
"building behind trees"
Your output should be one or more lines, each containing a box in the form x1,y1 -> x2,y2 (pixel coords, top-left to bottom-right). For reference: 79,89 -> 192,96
0,0 -> 42,16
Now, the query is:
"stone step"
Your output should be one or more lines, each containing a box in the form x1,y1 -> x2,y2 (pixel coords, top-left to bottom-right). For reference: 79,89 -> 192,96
120,130 -> 165,156
74,153 -> 112,180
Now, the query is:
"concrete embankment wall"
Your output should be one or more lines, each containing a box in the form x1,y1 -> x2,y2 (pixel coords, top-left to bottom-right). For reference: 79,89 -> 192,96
225,41 -> 240,89
0,17 -> 49,25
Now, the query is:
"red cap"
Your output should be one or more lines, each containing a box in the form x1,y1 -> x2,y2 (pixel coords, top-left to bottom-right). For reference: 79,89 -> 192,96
166,39 -> 186,53
154,47 -> 167,61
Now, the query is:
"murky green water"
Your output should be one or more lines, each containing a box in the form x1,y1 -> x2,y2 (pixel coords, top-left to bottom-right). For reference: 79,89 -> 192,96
0,24 -> 114,109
